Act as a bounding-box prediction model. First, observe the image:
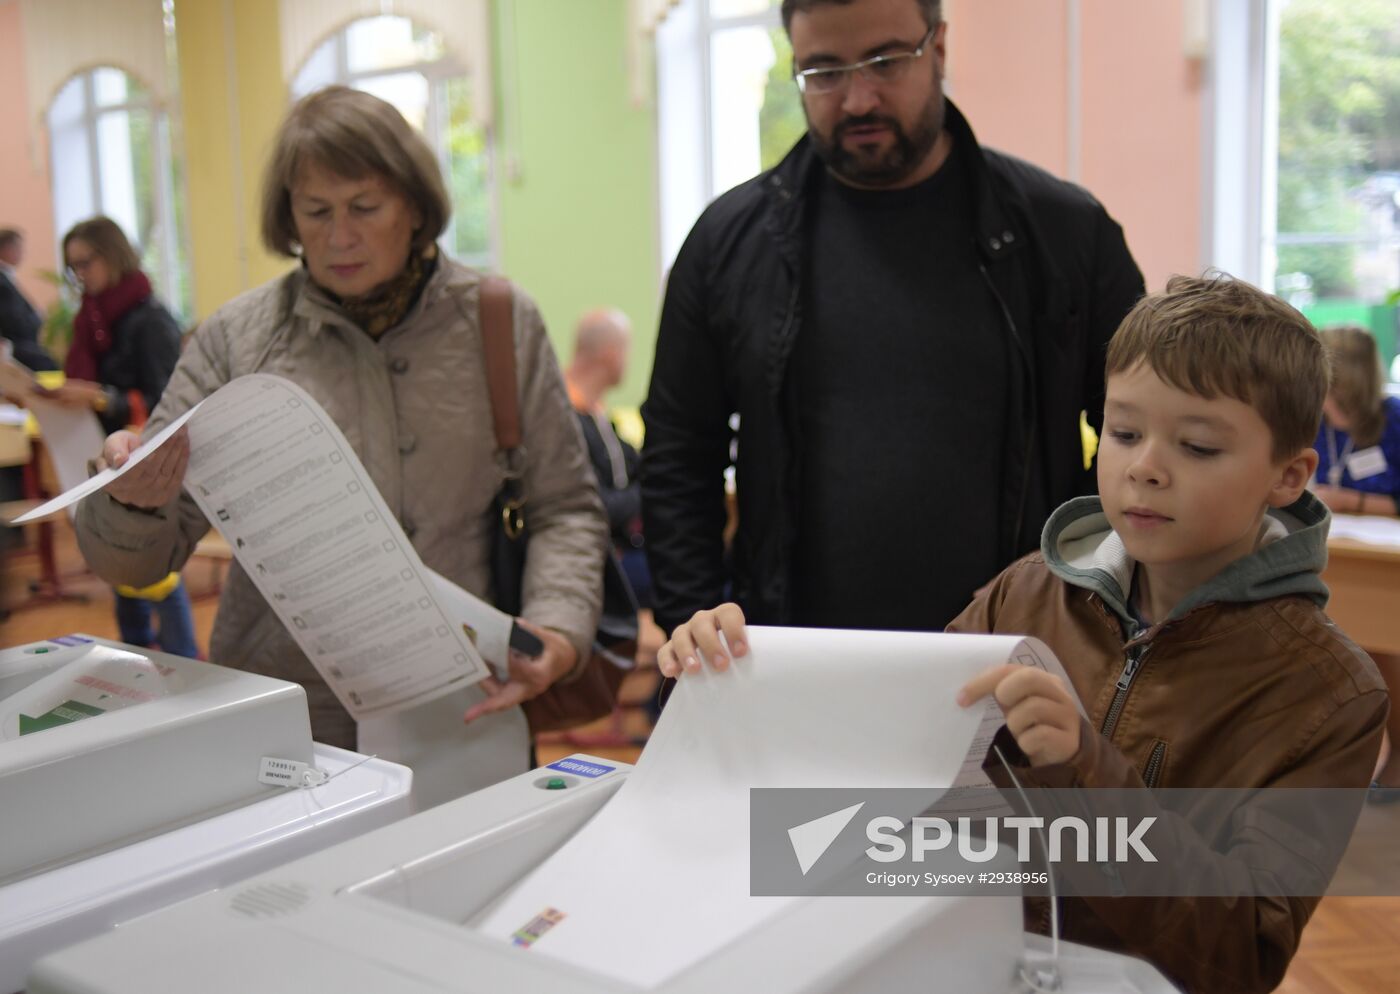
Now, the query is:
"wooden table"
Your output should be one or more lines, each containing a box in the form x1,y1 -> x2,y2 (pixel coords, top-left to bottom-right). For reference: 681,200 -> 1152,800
1324,537 -> 1400,656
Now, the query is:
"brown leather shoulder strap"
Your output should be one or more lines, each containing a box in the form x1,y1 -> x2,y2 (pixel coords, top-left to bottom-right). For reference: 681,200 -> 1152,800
478,275 -> 521,452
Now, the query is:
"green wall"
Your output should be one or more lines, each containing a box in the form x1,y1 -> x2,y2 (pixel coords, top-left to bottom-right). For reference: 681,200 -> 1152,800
492,0 -> 661,408
1302,302 -> 1397,370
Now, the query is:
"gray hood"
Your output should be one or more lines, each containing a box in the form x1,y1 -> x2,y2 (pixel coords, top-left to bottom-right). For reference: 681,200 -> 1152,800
1040,493 -> 1332,630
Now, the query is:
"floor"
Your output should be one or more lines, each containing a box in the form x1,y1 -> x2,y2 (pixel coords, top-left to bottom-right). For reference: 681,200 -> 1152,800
3,515 -> 1398,994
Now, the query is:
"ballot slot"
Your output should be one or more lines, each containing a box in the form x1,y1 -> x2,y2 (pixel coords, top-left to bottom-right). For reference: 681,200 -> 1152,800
0,639 -> 97,703
344,761 -> 621,926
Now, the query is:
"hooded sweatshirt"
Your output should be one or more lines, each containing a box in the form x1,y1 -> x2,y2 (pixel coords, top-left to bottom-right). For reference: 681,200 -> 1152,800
947,493 -> 1387,993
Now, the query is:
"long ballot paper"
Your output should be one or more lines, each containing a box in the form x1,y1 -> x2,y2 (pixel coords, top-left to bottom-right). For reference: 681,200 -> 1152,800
479,626 -> 1080,988
11,374 -> 501,720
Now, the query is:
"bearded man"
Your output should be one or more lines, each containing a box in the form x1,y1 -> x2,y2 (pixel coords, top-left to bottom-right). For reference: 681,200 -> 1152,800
641,0 -> 1144,637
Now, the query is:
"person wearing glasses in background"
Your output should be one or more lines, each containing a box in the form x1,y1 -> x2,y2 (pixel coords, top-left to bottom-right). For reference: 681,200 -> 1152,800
642,0 -> 1145,644
42,216 -> 200,661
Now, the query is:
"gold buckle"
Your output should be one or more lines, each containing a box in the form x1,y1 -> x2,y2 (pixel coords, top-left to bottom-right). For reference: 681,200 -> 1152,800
502,499 -> 526,539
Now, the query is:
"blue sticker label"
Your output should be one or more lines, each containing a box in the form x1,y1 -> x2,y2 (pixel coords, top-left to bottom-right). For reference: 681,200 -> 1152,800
49,635 -> 94,647
546,758 -> 616,779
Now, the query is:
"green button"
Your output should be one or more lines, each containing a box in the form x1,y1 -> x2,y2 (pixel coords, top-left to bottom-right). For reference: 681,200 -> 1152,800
546,777 -> 568,790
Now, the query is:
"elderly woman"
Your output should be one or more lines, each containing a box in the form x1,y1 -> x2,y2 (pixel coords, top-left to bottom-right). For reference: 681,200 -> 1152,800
75,86 -> 608,807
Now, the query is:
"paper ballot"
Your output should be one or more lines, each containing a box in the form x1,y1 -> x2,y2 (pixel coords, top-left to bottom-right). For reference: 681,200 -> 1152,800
479,626 -> 1079,988
11,374 -> 497,720
1328,512 -> 1400,550
22,396 -> 107,512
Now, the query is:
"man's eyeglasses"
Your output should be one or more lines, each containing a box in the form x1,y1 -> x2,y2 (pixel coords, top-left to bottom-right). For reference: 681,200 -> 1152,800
793,27 -> 938,95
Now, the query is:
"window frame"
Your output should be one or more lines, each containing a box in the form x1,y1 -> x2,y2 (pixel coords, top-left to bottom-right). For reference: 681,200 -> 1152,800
47,67 -> 188,320
292,18 -> 499,270
656,0 -> 790,271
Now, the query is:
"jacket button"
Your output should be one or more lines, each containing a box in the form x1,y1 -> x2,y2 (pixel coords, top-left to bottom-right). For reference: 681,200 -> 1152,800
1002,230 -> 1016,243
390,357 -> 409,374
399,434 -> 417,454
989,237 -> 1002,251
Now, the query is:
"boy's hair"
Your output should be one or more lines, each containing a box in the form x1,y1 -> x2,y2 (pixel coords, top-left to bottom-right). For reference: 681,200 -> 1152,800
1105,273 -> 1326,461
1320,324 -> 1387,449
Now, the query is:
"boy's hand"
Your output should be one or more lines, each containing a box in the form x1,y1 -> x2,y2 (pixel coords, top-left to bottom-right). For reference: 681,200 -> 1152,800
957,664 -> 1081,767
657,603 -> 749,678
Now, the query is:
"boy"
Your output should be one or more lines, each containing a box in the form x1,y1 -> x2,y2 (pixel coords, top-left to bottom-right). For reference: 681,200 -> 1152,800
657,274 -> 1388,993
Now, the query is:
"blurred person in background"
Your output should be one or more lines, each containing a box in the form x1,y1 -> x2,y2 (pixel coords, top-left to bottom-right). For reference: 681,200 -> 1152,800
47,216 -> 198,660
565,307 -> 651,608
1312,324 -> 1400,799
0,228 -> 58,371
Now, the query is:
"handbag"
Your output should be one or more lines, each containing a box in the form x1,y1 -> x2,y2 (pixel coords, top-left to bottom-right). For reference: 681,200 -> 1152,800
478,276 -> 640,734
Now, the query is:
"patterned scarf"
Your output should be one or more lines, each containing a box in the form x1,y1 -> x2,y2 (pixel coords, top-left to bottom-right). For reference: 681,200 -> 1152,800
330,246 -> 438,338
65,270 -> 153,380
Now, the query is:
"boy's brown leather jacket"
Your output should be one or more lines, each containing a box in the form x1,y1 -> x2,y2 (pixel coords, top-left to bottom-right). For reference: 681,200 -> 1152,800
949,494 -> 1387,993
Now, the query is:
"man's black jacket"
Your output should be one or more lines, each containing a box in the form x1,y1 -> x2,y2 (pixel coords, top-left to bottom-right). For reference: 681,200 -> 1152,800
641,99 -> 1144,634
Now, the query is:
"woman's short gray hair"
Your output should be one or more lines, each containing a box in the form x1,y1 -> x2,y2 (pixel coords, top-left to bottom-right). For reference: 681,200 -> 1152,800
260,85 -> 450,257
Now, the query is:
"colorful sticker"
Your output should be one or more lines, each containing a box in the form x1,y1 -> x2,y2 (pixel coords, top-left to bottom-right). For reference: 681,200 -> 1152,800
545,758 -> 616,779
18,699 -> 105,735
512,907 -> 566,948
49,635 -> 95,647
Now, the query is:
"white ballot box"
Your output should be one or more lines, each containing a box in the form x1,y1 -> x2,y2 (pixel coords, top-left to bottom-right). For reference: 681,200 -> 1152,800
0,635 -> 414,993
0,635 -> 314,884
28,758 -> 1175,994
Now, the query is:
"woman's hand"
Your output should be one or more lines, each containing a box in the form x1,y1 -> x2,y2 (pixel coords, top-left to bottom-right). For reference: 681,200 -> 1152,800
656,602 -> 750,678
99,427 -> 190,509
1315,484 -> 1375,514
38,379 -> 105,410
463,619 -> 578,723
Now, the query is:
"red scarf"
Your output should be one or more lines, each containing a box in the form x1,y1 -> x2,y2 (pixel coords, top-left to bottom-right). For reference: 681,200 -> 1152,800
64,270 -> 153,380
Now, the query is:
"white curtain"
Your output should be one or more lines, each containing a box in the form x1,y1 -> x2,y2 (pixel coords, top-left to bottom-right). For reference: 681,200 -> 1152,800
21,0 -> 170,139
628,0 -> 684,105
279,0 -> 493,126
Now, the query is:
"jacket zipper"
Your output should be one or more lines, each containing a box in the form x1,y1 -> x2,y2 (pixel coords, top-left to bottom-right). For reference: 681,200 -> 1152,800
1100,642 -> 1150,740
976,260 -> 1036,552
1143,740 -> 1168,789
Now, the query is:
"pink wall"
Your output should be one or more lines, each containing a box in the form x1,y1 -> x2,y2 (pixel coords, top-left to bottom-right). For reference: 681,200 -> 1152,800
947,0 -> 1203,291
947,0 -> 1070,178
1080,0 -> 1202,291
0,0 -> 58,313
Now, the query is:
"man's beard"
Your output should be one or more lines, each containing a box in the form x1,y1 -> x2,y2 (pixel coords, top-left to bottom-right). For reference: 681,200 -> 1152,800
808,93 -> 944,188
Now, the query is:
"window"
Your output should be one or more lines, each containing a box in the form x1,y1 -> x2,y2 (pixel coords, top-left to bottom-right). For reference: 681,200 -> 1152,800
657,0 -> 806,269
1269,0 -> 1400,374
1213,0 -> 1400,378
47,67 -> 191,319
291,15 -> 495,268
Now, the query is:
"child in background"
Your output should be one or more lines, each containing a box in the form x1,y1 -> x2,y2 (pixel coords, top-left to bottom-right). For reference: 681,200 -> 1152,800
1312,323 -> 1400,799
